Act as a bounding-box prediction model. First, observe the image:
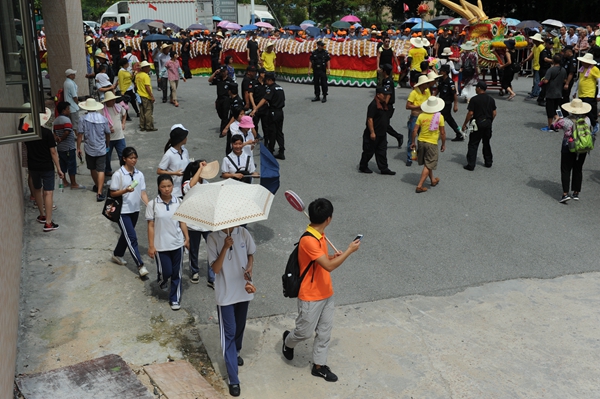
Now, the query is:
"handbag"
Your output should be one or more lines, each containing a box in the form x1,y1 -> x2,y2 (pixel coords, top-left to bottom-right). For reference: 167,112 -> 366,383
102,195 -> 123,222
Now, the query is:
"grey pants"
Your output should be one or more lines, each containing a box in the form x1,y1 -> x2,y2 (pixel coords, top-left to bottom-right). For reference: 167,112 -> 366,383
285,296 -> 334,365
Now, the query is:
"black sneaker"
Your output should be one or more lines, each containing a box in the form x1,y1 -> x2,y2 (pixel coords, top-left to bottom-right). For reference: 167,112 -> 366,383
311,96 -> 320,102
572,192 -> 579,200
43,222 -> 59,232
228,384 -> 240,397
358,167 -> 373,174
380,169 -> 396,175
282,330 -> 294,360
237,356 -> 244,366
406,160 -> 412,167
397,134 -> 404,148
97,193 -> 106,202
311,364 -> 338,382
463,165 -> 474,171
207,281 -> 215,290
559,194 -> 571,203
321,96 -> 327,103
274,152 -> 285,160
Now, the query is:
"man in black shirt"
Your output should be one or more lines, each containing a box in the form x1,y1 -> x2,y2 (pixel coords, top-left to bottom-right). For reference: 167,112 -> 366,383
438,64 -> 462,140
562,46 -> 578,108
246,32 -> 260,66
208,66 -> 233,135
462,81 -> 496,170
222,82 -> 244,153
108,34 -> 124,76
359,87 -> 396,175
241,65 -> 257,111
381,64 -> 403,148
180,31 -> 192,78
210,32 -> 224,73
541,54 -> 567,130
537,39 -> 554,106
251,72 -> 286,159
435,28 -> 453,57
309,41 -> 331,103
23,120 -> 64,232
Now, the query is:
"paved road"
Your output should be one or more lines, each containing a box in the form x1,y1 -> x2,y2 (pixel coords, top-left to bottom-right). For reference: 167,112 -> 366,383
120,74 -> 600,324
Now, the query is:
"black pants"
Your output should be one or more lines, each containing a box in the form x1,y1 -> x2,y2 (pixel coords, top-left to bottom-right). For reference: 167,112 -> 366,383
360,132 -> 389,171
538,69 -> 548,102
159,77 -> 168,101
252,112 -> 268,140
266,109 -> 285,153
111,54 -> 121,76
386,107 -> 403,145
561,83 -> 574,114
466,127 -> 492,168
211,57 -> 220,74
216,97 -> 231,134
580,97 -> 598,126
441,101 -> 460,134
153,61 -> 160,86
561,150 -> 586,193
313,70 -> 328,97
124,89 -> 139,115
181,56 -> 191,78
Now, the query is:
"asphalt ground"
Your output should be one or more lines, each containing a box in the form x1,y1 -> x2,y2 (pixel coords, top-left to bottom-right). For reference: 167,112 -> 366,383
113,73 -> 600,324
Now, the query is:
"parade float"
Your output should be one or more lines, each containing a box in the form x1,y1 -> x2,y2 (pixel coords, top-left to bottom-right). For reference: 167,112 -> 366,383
37,0 -> 529,87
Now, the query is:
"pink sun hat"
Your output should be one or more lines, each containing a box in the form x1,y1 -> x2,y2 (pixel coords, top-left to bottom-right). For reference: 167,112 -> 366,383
239,115 -> 255,129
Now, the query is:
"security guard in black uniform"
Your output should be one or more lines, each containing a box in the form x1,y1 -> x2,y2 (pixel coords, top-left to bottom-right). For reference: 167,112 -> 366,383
208,66 -> 233,136
251,72 -> 286,159
381,63 -> 404,149
359,86 -> 396,175
250,68 -> 268,138
309,40 -> 331,103
438,64 -> 462,140
222,82 -> 244,154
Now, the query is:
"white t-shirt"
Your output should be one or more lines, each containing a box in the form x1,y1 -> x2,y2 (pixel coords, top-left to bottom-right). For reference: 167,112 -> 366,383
158,146 -> 190,198
110,166 -> 146,214
207,227 -> 256,306
96,72 -> 111,88
145,196 -> 184,252
182,179 -> 209,232
239,129 -> 255,158
106,106 -> 126,141
123,53 -> 139,73
221,152 -> 256,175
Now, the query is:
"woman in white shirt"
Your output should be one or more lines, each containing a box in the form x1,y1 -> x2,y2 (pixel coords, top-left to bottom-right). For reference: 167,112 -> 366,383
109,147 -> 150,277
221,134 -> 258,184
181,160 -> 215,287
157,124 -> 190,198
146,174 -> 190,311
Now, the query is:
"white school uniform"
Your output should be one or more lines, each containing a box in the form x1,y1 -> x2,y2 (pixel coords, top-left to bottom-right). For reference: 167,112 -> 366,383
158,146 -> 190,198
145,196 -> 184,252
110,166 -> 146,214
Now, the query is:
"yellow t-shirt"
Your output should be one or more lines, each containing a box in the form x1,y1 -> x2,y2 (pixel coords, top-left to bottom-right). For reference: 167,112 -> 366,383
407,87 -> 431,107
261,51 -> 276,71
416,112 -> 445,144
118,69 -> 133,94
409,47 -> 428,71
532,43 -> 544,71
578,66 -> 600,98
135,71 -> 152,99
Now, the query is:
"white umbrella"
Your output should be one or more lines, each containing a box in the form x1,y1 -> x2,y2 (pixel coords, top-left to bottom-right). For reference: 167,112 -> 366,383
542,19 -> 564,28
172,179 -> 274,231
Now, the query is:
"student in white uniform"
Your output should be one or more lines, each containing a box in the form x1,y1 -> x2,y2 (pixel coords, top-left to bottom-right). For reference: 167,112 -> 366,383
238,116 -> 258,158
157,124 -> 190,198
109,147 -> 150,277
181,160 -> 218,288
207,226 -> 256,398
146,175 -> 190,311
221,134 -> 259,184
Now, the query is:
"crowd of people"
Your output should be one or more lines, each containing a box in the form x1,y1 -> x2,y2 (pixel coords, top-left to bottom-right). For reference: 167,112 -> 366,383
21,17 -> 600,397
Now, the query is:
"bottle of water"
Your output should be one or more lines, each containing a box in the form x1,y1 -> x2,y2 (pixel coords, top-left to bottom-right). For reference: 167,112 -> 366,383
58,181 -> 64,193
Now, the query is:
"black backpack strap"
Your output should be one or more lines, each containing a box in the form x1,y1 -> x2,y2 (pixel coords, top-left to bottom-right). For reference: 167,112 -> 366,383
244,155 -> 250,171
226,155 -> 241,172
298,231 -> 319,282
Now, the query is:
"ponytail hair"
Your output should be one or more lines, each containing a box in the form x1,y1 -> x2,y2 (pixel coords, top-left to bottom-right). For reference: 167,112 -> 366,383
163,138 -> 173,153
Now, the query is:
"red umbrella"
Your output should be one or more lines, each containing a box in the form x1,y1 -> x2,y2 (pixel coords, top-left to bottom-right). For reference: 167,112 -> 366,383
341,15 -> 361,23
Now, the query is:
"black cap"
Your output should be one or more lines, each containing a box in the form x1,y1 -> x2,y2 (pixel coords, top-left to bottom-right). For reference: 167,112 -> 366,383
219,65 -> 228,71
265,71 -> 276,80
170,127 -> 188,145
257,67 -> 266,74
439,64 -> 450,73
564,45 -> 574,51
228,82 -> 238,90
504,39 -> 515,49
317,40 -> 324,46
475,81 -> 487,91
381,63 -> 393,73
246,65 -> 257,72
376,86 -> 391,95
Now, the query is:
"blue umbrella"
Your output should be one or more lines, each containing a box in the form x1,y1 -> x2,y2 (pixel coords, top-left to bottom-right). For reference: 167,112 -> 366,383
241,24 -> 258,31
411,22 -> 437,31
505,18 -> 520,26
284,25 -> 302,31
142,33 -> 179,43
306,26 -> 321,37
259,143 -> 280,195
405,17 -> 422,24
213,16 -> 222,21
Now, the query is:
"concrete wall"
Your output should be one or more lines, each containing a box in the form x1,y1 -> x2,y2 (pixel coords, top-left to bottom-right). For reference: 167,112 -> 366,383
0,68 -> 25,399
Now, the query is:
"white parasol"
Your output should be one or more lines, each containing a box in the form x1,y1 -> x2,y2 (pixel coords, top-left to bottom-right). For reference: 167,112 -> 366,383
172,179 -> 274,231
541,19 -> 565,28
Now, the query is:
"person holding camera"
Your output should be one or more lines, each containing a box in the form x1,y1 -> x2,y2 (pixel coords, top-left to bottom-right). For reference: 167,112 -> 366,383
462,81 -> 496,171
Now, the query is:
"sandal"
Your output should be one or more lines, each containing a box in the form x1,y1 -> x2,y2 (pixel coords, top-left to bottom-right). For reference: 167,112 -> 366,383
507,94 -> 516,101
431,178 -> 440,187
415,186 -> 428,193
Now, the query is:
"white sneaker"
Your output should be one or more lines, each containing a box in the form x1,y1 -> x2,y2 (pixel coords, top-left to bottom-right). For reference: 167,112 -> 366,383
138,266 -> 149,277
170,302 -> 181,311
190,273 -> 200,284
112,255 -> 127,265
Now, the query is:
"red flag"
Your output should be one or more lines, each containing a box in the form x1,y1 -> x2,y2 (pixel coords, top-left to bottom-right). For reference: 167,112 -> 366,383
403,3 -> 409,12
148,3 -> 157,11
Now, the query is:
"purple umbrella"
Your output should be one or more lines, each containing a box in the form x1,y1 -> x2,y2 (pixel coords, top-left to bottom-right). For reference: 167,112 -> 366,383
224,22 -> 242,30
164,22 -> 181,32
341,15 -> 361,23
256,22 -> 274,29
217,20 -> 230,28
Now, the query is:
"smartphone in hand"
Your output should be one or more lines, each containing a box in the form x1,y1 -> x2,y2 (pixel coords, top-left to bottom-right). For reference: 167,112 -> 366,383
353,234 -> 363,242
